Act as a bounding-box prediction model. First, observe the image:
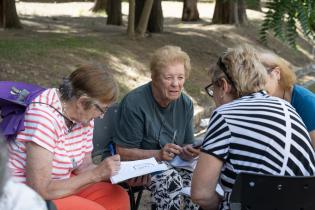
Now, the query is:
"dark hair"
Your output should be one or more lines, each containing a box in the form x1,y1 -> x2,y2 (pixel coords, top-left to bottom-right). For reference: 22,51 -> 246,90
59,65 -> 119,107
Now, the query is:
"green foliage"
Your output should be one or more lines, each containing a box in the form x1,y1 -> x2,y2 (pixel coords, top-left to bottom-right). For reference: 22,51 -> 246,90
260,0 -> 315,48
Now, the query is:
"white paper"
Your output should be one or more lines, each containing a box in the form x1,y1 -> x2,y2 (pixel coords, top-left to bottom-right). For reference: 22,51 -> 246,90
180,186 -> 192,197
180,185 -> 224,197
168,155 -> 198,171
110,157 -> 168,184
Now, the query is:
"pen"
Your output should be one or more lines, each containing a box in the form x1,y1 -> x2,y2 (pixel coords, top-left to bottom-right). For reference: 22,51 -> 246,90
109,143 -> 116,156
172,130 -> 177,144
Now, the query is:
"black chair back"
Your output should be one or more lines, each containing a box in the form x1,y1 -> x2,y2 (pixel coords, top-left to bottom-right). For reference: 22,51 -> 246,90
230,172 -> 315,210
92,103 -> 118,159
92,103 -> 144,210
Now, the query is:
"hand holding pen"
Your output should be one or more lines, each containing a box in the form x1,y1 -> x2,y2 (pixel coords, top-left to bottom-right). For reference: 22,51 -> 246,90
92,143 -> 121,182
158,130 -> 182,161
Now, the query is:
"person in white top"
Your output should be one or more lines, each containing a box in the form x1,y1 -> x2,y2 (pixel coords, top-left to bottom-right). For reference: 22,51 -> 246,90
0,136 -> 47,210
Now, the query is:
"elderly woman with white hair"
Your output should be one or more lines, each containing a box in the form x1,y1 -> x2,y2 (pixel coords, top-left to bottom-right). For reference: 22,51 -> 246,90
191,45 -> 315,210
114,45 -> 200,210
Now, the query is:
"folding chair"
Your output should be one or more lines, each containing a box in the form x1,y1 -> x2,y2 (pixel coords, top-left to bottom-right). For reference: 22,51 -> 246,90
230,172 -> 315,210
92,103 -> 144,210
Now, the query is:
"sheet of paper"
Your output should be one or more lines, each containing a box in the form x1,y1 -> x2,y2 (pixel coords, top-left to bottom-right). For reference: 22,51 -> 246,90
110,157 -> 168,184
180,185 -> 224,197
168,155 -> 198,171
180,186 -> 191,197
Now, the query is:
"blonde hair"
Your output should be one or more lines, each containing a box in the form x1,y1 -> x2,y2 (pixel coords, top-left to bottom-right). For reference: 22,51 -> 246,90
259,51 -> 296,91
150,45 -> 191,79
211,44 -> 267,97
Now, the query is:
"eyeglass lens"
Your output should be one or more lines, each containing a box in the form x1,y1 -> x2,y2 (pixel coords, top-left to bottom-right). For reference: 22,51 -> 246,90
204,83 -> 214,97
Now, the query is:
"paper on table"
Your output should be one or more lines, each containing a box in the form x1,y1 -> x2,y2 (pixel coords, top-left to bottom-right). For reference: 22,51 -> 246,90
168,155 -> 198,171
110,157 -> 168,184
180,185 -> 224,197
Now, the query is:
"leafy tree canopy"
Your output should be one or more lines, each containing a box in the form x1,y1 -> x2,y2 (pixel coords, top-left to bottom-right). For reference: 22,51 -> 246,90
260,0 -> 315,48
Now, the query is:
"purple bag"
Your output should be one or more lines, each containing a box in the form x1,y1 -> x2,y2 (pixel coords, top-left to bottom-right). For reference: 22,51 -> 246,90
0,81 -> 46,141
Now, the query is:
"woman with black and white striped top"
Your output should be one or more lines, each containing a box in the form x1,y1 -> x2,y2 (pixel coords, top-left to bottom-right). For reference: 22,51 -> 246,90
191,45 -> 315,210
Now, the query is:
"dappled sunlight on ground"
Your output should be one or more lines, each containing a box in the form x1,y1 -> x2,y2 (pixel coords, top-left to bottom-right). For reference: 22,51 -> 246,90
3,1 -> 313,127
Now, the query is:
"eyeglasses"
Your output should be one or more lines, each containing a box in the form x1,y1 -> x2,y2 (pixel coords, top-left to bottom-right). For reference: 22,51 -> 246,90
205,83 -> 214,97
94,103 -> 109,119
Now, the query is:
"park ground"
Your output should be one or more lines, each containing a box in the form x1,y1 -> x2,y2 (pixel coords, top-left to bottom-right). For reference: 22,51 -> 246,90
0,2 -> 315,208
1,1 -> 315,122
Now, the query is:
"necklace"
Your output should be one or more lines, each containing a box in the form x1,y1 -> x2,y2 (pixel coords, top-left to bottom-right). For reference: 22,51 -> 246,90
70,148 -> 77,168
60,100 -> 76,133
61,102 -> 78,168
56,91 -> 78,168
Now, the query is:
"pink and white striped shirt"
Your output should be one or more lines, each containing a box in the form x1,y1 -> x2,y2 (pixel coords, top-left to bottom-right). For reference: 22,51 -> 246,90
8,88 -> 94,183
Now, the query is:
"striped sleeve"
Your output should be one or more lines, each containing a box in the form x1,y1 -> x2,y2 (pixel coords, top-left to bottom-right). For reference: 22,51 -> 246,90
16,106 -> 58,152
201,111 -> 231,161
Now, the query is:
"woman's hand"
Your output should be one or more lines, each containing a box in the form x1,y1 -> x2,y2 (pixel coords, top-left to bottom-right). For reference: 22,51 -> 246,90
159,143 -> 182,161
180,144 -> 200,160
93,154 -> 121,182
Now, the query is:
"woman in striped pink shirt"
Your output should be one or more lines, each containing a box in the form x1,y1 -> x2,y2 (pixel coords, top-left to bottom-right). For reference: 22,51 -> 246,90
8,65 -> 130,210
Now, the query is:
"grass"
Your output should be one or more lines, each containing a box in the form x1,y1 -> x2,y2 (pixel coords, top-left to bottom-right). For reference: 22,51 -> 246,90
2,1 -> 314,116
0,35 -> 101,61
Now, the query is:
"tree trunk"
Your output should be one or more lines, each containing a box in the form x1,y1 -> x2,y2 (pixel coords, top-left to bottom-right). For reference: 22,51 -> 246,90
106,0 -> 122,25
127,0 -> 135,38
246,0 -> 261,11
91,0 -> 107,13
237,0 -> 247,24
136,0 -> 153,37
135,0 -> 143,27
135,0 -> 163,33
212,0 -> 247,25
0,0 -> 4,27
182,0 -> 200,21
147,0 -> 163,32
1,0 -> 22,28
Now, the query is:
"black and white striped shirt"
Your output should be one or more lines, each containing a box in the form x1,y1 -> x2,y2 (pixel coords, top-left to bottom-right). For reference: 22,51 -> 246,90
201,91 -> 315,210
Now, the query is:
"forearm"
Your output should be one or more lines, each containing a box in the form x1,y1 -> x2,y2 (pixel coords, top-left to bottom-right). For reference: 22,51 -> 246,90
116,146 -> 161,161
73,162 -> 97,175
28,169 -> 98,200
193,192 -> 220,210
192,153 -> 223,210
